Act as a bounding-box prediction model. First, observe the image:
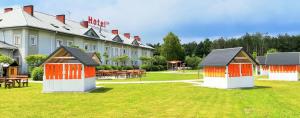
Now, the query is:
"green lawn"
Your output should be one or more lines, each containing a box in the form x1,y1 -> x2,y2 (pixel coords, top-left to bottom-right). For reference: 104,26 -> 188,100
97,72 -> 202,82
1,73 -> 300,117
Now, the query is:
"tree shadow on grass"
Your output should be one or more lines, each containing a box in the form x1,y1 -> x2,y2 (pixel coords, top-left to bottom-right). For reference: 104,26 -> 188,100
239,86 -> 272,90
90,87 -> 113,93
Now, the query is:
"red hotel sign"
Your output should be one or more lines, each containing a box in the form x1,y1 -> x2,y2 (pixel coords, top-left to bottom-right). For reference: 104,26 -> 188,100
88,16 -> 109,27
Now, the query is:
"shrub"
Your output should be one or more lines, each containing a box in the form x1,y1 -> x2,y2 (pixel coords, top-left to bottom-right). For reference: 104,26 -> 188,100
25,54 -> 47,73
0,55 -> 13,64
111,66 -> 118,70
31,67 -> 44,81
96,66 -> 105,70
153,56 -> 167,66
141,64 -> 150,71
104,65 -> 112,70
158,65 -> 165,71
125,66 -> 134,70
133,65 -> 140,69
150,65 -> 160,71
185,56 -> 201,69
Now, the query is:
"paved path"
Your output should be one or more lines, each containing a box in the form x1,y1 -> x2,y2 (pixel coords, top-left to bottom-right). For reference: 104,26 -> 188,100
96,79 -> 202,84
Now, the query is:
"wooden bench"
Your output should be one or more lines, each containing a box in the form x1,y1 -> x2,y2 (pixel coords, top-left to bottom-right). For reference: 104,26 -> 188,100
0,78 -> 14,88
16,75 -> 29,87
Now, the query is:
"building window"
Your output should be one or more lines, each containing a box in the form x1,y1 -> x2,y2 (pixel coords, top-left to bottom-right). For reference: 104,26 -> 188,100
92,45 -> 97,51
84,43 -> 89,51
67,41 -> 74,47
14,34 -> 21,45
30,35 -> 38,46
56,40 -> 63,48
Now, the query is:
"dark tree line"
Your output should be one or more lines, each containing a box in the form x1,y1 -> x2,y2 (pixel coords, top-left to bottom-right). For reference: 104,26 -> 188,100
211,33 -> 300,56
148,32 -> 300,59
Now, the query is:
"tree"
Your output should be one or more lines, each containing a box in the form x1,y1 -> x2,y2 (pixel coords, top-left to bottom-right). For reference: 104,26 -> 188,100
112,55 -> 129,66
25,54 -> 47,72
152,56 -> 167,66
266,48 -> 278,55
202,38 -> 212,57
118,55 -> 129,66
182,41 -> 198,56
0,55 -> 13,64
252,52 -> 257,59
161,32 -> 185,61
139,56 -> 153,65
147,43 -> 161,56
185,56 -> 201,69
103,52 -> 109,65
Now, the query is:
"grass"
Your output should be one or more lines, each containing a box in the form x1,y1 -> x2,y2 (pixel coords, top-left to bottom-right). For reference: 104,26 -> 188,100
1,81 -> 300,117
97,72 -> 202,82
1,72 -> 300,117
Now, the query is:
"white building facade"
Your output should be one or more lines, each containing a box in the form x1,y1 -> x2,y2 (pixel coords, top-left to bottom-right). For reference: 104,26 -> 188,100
0,5 -> 154,74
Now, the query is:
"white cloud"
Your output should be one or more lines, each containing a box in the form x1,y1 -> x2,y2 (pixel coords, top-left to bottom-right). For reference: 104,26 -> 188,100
2,0 -> 300,43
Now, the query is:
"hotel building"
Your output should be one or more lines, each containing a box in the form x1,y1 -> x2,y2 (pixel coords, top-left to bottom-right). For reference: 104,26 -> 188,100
0,5 -> 154,74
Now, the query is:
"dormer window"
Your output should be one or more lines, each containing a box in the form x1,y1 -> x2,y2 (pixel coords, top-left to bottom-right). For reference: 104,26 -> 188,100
63,26 -> 70,30
51,24 -> 59,28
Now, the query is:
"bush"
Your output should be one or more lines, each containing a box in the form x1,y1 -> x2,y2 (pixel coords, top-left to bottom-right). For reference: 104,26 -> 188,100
153,56 -> 167,66
0,55 -> 13,64
25,54 -> 47,73
96,65 -> 105,70
185,56 -> 201,69
133,65 -> 140,69
31,67 -> 44,81
150,65 -> 160,71
111,66 -> 118,70
158,65 -> 165,71
104,65 -> 112,70
141,64 -> 150,71
122,66 -> 133,70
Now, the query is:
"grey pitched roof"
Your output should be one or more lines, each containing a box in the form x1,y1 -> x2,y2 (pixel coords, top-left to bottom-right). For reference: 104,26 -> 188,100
200,47 -> 243,66
62,46 -> 99,66
200,47 -> 257,66
87,52 -> 101,62
0,41 -> 17,49
41,46 -> 99,66
256,56 -> 266,65
266,52 -> 300,65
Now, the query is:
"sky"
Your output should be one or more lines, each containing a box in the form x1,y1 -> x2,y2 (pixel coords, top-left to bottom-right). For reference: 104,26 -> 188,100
1,0 -> 300,44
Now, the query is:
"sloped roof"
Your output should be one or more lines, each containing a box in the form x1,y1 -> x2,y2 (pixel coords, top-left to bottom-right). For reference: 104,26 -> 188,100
266,52 -> 300,65
63,46 -> 99,66
41,46 -> 99,66
87,52 -> 101,63
200,47 -> 257,66
0,7 -> 154,49
0,41 -> 17,49
256,56 -> 266,65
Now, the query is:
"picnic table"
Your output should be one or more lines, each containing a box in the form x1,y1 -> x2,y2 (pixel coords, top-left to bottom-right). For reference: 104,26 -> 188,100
0,75 -> 29,88
0,77 -> 21,88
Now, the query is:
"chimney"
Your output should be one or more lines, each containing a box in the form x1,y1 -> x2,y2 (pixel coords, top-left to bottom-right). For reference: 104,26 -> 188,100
124,33 -> 130,39
80,21 -> 88,28
112,29 -> 119,35
56,15 -> 65,24
23,5 -> 34,16
134,36 -> 141,41
4,8 -> 13,13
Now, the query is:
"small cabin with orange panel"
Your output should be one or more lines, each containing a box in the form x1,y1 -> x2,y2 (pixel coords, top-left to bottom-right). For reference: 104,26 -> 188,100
266,52 -> 300,81
200,47 -> 258,89
256,56 -> 268,76
40,46 -> 99,92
